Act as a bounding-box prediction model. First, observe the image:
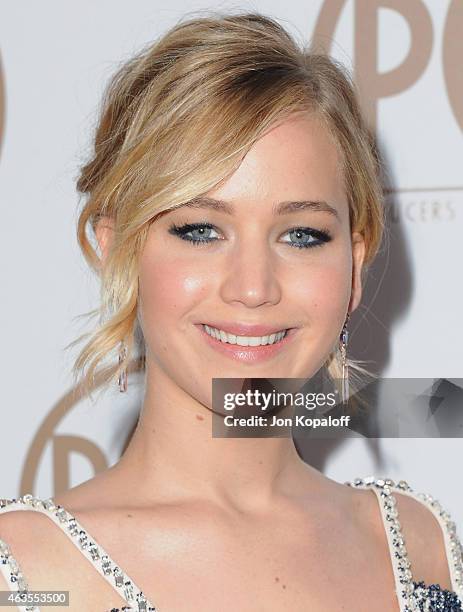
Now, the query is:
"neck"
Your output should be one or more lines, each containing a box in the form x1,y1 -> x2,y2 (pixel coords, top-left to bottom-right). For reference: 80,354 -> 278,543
113,357 -> 316,512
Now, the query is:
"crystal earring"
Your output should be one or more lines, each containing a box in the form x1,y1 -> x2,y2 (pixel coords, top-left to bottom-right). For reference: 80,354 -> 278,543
118,340 -> 128,393
340,314 -> 350,405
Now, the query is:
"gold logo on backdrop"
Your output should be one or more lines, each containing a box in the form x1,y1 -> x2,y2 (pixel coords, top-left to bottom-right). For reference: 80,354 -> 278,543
312,0 -> 463,212
312,0 -> 462,133
443,0 -> 463,132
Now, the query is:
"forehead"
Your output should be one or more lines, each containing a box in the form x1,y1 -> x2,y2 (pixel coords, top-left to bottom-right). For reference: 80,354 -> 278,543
207,114 -> 346,212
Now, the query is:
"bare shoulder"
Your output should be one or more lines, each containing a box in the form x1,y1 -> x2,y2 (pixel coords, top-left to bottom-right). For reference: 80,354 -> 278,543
0,467 -> 125,575
0,500 -> 126,611
0,509 -> 75,590
0,506 -> 73,610
392,484 -> 459,591
0,505 -> 59,569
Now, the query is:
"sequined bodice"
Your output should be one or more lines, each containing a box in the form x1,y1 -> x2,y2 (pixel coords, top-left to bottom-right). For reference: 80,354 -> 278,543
1,476 -> 462,612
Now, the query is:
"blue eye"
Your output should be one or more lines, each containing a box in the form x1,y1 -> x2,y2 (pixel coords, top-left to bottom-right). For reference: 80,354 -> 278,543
282,227 -> 332,249
168,222 -> 220,246
168,222 -> 332,249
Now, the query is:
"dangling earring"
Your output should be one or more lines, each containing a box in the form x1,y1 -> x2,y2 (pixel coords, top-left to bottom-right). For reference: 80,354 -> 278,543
340,314 -> 350,405
118,340 -> 128,393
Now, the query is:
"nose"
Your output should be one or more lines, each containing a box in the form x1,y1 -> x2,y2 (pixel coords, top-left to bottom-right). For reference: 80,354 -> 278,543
219,234 -> 282,308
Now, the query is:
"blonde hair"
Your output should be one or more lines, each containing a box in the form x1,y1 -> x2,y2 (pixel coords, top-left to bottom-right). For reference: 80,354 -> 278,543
68,10 -> 385,403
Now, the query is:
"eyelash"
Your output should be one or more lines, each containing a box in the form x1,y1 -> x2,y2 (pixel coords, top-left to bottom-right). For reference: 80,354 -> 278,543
167,221 -> 332,249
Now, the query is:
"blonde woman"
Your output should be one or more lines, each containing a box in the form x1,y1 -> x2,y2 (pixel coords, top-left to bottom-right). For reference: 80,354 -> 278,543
1,11 -> 462,612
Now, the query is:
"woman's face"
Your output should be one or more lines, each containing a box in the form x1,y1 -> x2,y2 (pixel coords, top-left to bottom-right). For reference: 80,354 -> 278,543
119,114 -> 364,407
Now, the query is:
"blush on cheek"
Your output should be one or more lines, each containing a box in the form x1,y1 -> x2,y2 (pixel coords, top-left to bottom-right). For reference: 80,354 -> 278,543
138,254 -> 210,335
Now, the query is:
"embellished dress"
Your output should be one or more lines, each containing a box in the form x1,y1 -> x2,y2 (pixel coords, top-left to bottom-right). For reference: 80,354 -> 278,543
0,475 -> 462,611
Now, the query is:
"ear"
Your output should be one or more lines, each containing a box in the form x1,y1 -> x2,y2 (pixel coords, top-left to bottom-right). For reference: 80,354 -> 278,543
95,216 -> 115,266
349,231 -> 366,314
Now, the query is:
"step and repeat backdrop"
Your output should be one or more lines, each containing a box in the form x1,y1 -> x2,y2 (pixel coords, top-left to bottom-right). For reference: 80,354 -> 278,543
1,1 -> 462,525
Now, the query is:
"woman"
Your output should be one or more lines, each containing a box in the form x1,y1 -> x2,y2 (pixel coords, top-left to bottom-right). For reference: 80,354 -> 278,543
1,11 -> 462,612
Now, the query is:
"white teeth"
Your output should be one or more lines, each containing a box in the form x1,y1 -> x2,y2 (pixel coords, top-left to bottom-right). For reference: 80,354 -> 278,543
203,324 -> 287,346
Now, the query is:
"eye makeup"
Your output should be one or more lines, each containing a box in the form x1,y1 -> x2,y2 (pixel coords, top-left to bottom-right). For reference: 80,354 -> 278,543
167,221 -> 333,250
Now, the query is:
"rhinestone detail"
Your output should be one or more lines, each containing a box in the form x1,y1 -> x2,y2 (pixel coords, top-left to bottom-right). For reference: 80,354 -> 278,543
0,495 -> 158,611
345,476 -> 463,612
0,524 -> 36,612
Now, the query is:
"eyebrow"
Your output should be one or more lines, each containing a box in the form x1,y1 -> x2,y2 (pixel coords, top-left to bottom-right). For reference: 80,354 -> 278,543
179,196 -> 340,220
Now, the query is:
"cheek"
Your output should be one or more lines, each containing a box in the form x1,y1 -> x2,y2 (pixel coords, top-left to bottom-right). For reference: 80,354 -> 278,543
138,248 -> 209,328
291,257 -> 351,324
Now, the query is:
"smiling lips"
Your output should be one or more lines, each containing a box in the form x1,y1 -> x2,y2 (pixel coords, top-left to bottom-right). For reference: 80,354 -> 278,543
203,324 -> 287,346
195,323 -> 297,363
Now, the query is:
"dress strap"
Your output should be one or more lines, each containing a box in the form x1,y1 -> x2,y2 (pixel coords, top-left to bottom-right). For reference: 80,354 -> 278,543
387,480 -> 463,599
0,532 -> 39,612
346,476 -> 414,611
346,476 -> 463,612
0,495 -> 158,612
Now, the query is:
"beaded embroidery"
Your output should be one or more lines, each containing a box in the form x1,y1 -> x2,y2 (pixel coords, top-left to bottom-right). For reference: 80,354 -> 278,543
346,476 -> 463,612
0,535 -> 31,611
0,478 -> 462,611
